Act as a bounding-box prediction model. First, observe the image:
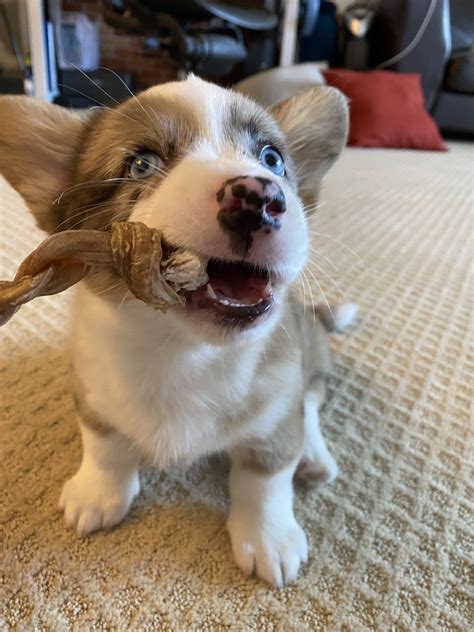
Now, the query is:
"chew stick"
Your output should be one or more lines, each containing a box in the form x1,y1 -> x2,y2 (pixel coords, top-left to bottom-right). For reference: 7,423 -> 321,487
0,222 -> 208,326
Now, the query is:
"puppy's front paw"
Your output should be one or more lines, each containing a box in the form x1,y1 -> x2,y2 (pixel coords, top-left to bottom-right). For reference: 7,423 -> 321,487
227,513 -> 308,587
59,468 -> 140,537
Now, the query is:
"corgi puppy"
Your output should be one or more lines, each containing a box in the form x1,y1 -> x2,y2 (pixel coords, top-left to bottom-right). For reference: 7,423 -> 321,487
0,76 -> 354,587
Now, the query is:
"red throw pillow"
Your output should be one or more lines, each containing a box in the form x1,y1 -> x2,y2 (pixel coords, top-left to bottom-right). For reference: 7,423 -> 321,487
322,69 -> 446,151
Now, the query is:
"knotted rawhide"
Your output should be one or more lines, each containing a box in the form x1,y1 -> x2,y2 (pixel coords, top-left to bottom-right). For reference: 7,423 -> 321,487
0,221 -> 208,326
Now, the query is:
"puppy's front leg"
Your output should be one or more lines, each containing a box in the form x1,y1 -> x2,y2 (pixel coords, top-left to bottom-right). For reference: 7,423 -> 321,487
227,424 -> 308,587
59,410 -> 140,537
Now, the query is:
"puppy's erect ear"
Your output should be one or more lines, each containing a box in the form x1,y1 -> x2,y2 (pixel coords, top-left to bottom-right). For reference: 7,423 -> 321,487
271,86 -> 348,208
0,96 -> 89,233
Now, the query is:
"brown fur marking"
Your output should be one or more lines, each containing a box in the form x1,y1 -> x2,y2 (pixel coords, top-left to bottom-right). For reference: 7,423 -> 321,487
233,402 -> 305,475
73,372 -> 115,436
230,293 -> 333,475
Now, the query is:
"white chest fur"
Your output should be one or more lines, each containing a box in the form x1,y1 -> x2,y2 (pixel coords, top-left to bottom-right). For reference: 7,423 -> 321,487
71,286 -> 297,468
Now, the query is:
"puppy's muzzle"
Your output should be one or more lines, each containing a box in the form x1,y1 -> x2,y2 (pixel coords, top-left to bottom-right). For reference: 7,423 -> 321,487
216,176 -> 286,247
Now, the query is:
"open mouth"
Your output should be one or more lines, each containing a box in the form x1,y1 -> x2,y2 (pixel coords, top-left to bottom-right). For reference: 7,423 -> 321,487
185,258 -> 274,320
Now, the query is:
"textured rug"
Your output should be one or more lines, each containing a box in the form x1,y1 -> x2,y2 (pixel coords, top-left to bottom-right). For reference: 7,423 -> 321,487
1,143 -> 472,631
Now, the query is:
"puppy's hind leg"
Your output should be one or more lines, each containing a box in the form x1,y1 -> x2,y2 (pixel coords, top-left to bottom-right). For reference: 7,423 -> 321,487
296,386 -> 338,485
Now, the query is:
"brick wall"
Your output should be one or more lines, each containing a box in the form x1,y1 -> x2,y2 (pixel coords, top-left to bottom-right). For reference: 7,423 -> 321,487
61,0 -> 177,90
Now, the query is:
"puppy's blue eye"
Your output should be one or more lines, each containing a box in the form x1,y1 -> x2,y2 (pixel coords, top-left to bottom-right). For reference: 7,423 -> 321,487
129,152 -> 162,179
259,145 -> 285,176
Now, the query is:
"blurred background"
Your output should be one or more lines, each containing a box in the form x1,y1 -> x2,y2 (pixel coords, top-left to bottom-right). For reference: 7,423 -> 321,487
0,1 -> 472,134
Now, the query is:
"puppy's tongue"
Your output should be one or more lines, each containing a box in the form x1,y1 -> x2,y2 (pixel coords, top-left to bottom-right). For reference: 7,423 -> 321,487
208,269 -> 270,305
186,259 -> 274,317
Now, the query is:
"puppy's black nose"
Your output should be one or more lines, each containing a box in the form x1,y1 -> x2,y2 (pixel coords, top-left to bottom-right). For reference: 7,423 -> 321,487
216,176 -> 286,248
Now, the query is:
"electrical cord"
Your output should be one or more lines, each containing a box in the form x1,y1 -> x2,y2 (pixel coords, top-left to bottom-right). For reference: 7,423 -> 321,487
376,0 -> 438,69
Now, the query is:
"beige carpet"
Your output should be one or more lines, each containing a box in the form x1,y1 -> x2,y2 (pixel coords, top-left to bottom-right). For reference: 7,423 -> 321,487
1,143 -> 473,631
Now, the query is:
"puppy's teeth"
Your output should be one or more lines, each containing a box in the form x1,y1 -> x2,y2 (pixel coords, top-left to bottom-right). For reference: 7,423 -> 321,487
265,280 -> 272,293
206,283 -> 217,300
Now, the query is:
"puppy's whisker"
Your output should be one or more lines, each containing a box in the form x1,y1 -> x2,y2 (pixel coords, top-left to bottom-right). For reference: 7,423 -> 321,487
65,206 -> 121,231
57,85 -> 136,121
301,268 -> 318,330
310,262 -> 350,303
99,66 -> 139,100
97,67 -> 156,127
150,164 -> 169,177
303,201 -> 327,215
303,207 -> 320,217
67,62 -> 122,106
310,248 -> 339,273
60,193 -> 148,221
55,178 -> 145,204
278,323 -> 293,345
93,280 -> 125,298
158,330 -> 179,362
56,84 -> 134,123
309,231 -> 365,266
303,267 -> 335,322
66,205 -> 131,232
296,273 -> 307,319
56,83 -> 108,109
56,199 -> 132,230
56,70 -> 137,124
87,104 -> 137,124
117,289 -> 132,313
103,210 -> 134,230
